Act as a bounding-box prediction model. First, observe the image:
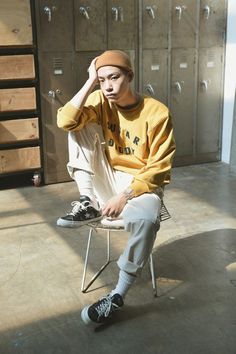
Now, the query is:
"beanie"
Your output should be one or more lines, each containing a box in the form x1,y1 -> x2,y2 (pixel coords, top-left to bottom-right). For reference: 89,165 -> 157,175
95,50 -> 133,73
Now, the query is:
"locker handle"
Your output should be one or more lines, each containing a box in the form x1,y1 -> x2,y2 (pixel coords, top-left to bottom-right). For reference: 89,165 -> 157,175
112,7 -> 119,21
79,6 -> 90,20
174,81 -> 182,94
145,84 -> 155,97
200,80 -> 208,91
175,6 -> 182,20
203,5 -> 210,20
146,6 -> 156,20
44,6 -> 52,22
48,90 -> 55,98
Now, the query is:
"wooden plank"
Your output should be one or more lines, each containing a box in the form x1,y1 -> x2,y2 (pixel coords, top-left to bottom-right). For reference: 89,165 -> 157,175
0,88 -> 36,112
0,0 -> 33,46
0,55 -> 35,80
0,146 -> 41,174
0,118 -> 39,143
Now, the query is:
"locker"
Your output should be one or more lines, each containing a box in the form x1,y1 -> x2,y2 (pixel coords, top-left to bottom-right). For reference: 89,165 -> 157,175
75,51 -> 103,91
0,147 -> 41,174
142,0 -> 170,49
39,52 -> 75,183
107,0 -> 137,49
0,88 -> 36,112
171,0 -> 198,48
199,0 -> 227,48
0,55 -> 35,81
142,49 -> 168,104
196,47 -> 224,155
0,0 -> 32,46
170,48 -> 197,157
75,0 -> 107,51
0,118 -> 39,144
36,0 -> 74,51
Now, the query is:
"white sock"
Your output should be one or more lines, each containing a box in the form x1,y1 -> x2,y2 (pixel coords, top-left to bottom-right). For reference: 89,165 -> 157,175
110,270 -> 136,299
74,170 -> 99,209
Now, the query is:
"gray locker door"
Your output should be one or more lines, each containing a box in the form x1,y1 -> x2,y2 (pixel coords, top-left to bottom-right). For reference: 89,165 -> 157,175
37,0 -> 74,51
39,52 -> 75,184
199,0 -> 227,48
75,51 -> 103,91
196,47 -> 223,155
170,48 -> 197,157
75,0 -> 107,51
142,49 -> 168,105
171,0 -> 198,48
107,0 -> 137,49
142,0 -> 170,49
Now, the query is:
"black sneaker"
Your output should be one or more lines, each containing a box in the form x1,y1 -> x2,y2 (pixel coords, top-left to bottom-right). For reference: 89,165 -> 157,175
57,195 -> 102,228
81,293 -> 124,325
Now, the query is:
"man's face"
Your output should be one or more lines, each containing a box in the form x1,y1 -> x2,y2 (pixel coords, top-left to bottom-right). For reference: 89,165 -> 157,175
97,66 -> 131,105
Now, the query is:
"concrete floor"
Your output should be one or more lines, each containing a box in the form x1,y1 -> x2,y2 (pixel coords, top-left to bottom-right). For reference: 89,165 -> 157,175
0,162 -> 236,354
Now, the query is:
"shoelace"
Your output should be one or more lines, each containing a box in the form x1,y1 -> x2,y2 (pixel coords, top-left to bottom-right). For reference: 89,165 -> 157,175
96,295 -> 119,319
68,201 -> 90,216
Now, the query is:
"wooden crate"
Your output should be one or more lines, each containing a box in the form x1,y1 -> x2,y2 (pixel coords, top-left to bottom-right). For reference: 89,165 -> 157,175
0,0 -> 32,46
0,118 -> 39,144
0,87 -> 36,112
0,55 -> 35,80
0,146 -> 41,174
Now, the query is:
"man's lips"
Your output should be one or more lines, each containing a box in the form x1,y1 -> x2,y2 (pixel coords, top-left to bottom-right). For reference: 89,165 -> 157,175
106,94 -> 117,98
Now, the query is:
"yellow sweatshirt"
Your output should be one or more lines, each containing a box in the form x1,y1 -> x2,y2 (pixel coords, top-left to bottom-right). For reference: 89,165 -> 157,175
57,90 -> 176,197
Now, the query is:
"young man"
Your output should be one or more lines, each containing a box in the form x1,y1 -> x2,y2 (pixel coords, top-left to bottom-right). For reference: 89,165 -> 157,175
57,50 -> 176,325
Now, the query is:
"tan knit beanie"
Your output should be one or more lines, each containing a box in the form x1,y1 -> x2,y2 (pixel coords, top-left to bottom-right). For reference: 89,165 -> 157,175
95,50 -> 133,73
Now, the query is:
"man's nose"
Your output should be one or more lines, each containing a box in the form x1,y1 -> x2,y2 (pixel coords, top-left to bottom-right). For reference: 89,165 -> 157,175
104,80 -> 113,91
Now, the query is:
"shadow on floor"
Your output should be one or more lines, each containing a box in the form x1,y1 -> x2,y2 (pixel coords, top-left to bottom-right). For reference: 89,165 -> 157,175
0,228 -> 236,354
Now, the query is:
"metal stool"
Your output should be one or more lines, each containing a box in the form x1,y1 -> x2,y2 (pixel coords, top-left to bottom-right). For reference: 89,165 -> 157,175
81,200 -> 171,297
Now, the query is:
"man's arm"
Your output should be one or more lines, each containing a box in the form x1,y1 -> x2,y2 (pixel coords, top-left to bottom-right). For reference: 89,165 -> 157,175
70,58 -> 98,109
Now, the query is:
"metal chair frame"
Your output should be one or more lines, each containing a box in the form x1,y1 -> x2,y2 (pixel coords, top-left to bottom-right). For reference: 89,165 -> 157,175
81,200 -> 171,297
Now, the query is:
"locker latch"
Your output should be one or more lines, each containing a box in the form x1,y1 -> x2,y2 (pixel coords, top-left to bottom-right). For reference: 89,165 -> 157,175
43,6 -> 57,22
146,6 -> 156,20
112,6 -> 124,22
203,5 -> 210,20
145,84 -> 155,97
175,5 -> 186,20
200,80 -> 209,92
79,6 -> 90,20
174,81 -> 182,94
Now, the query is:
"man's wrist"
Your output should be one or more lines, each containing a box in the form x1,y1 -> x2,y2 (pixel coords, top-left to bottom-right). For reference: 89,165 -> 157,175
123,187 -> 134,201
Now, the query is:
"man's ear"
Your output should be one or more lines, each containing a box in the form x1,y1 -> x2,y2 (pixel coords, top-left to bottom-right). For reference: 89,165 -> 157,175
127,70 -> 134,82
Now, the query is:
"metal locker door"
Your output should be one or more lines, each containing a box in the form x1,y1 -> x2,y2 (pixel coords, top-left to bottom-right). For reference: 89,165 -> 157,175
171,0 -> 198,48
36,0 -> 74,51
199,0 -> 227,48
196,47 -> 224,156
142,49 -> 168,105
142,0 -> 170,49
75,0 -> 107,51
39,52 -> 75,184
107,0 -> 137,50
170,48 -> 197,158
75,51 -> 103,91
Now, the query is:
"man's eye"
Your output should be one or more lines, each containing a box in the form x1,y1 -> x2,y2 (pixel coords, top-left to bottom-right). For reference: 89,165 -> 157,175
111,76 -> 118,80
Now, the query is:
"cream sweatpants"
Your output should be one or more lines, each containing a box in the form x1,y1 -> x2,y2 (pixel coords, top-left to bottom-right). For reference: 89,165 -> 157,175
67,123 -> 162,276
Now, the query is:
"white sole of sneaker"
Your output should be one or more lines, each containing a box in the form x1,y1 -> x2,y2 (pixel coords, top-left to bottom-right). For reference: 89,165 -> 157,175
81,306 -> 92,325
56,216 -> 103,228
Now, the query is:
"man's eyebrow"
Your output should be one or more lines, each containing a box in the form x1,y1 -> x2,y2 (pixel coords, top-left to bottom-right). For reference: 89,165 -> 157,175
98,72 -> 120,79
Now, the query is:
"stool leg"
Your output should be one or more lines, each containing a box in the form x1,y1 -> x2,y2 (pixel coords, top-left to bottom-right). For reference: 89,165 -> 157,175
149,254 -> 157,297
81,228 -> 111,293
